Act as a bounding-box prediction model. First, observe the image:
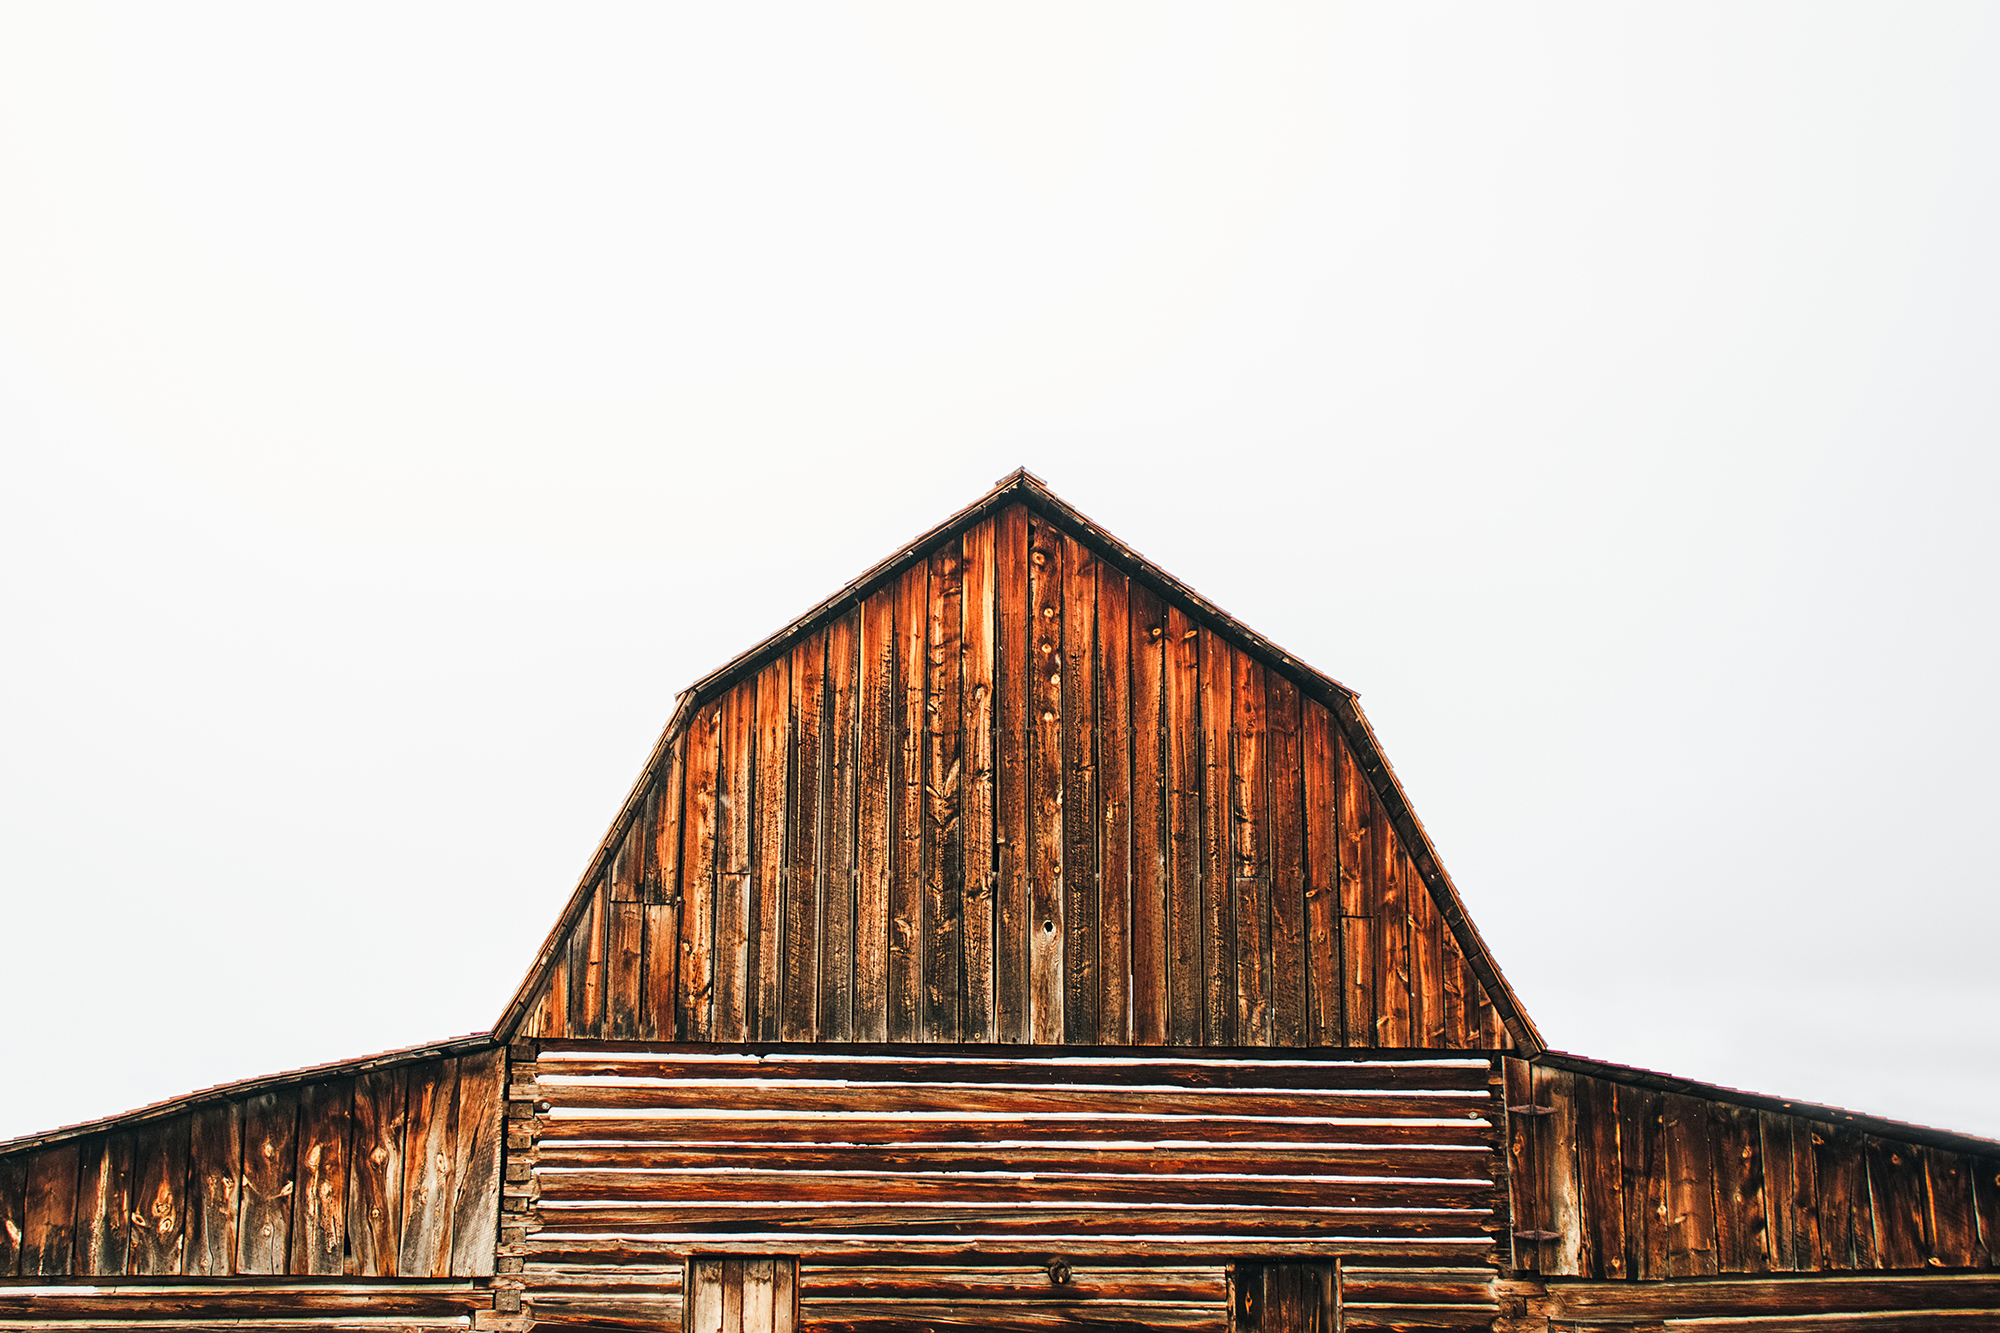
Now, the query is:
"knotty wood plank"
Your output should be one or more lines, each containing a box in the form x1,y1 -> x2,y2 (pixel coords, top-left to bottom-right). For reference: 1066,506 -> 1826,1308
610,815 -> 643,903
925,542 -> 964,1042
645,743 -> 686,1042
1096,561 -> 1133,1047
290,1079 -> 351,1276
1336,733 -> 1375,1048
608,897 -> 645,1042
1267,672 -> 1305,1049
448,1047 -> 504,1277
1536,1067 -> 1583,1276
691,1256 -> 725,1333
1710,1101 -> 1767,1274
1441,929 -> 1470,1049
1574,1072 -> 1627,1279
1618,1084 -> 1669,1280
742,1255 -> 775,1333
1815,1121 -> 1876,1270
535,952 -> 570,1041
346,1064 -> 405,1278
1374,844 -> 1412,1048
1975,1154 -> 2000,1269
184,1102 -> 240,1278
1925,1148 -> 1979,1270
1301,701 -> 1340,1048
782,632 -> 825,1043
821,612 -> 860,1043
1061,532 -> 1098,1045
1503,1058 -> 1540,1274
566,880 -> 606,1041
1661,1092 -> 1720,1277
1198,627 -> 1232,1047
19,1141 -> 77,1277
993,503 -> 1030,1045
1230,648 -> 1270,1047
855,587 -> 895,1044
715,676 -> 759,1043
960,518 -> 998,1044
1869,1135 -> 1930,1271
237,1092 -> 297,1276
0,1158 -> 18,1278
1027,517 -> 1065,1043
1410,873 -> 1445,1049
890,561 -> 928,1043
76,1132 -> 133,1275
1164,604 -> 1202,1047
751,656 -> 790,1042
400,1058 -> 460,1278
1128,583 -> 1168,1046
682,703 -> 723,1041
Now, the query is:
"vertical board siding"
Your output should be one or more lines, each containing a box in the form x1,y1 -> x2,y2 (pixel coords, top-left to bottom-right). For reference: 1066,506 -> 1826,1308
21,1141 -> 78,1277
508,502 -> 1518,1053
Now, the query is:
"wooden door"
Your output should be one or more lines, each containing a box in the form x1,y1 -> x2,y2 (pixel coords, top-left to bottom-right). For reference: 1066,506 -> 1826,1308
686,1258 -> 798,1333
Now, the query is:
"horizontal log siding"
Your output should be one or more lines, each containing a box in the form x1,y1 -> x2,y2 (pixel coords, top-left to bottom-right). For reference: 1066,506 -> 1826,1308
0,1281 -> 487,1329
517,503 -> 1515,1051
1503,1058 -> 2000,1281
516,1044 -> 1502,1269
0,1050 -> 501,1280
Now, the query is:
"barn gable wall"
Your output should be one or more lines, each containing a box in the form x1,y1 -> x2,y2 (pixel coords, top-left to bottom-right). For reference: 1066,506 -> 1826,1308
503,488 -> 1524,1050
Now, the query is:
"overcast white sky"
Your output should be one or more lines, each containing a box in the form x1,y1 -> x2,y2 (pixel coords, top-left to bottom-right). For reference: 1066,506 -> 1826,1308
3,4 -> 1997,1144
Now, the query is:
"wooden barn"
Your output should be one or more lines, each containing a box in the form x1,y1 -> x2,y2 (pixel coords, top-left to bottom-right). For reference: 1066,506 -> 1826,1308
3,469 -> 1996,1332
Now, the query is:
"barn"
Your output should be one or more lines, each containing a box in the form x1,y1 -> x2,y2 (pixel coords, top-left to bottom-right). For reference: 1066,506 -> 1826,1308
3,469 -> 1996,1331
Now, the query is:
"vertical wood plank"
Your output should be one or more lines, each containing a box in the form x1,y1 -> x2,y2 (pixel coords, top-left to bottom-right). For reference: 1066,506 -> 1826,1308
345,1065 -> 404,1278
1575,1073 -> 1628,1278
607,897 -> 645,1042
533,953 -> 568,1042
1410,877 -> 1445,1048
1097,561 -> 1132,1046
128,1118 -> 190,1275
1760,1114 -> 1799,1272
609,817 -> 643,901
1927,1149 -> 1979,1269
773,1254 -> 798,1333
1711,1102 -> 1768,1274
1619,1084 -> 1669,1280
890,561 -> 928,1042
1814,1121 -> 1875,1270
855,586 -> 895,1043
690,1256 -> 725,1333
820,611 -> 860,1042
447,1048 -> 503,1277
184,1105 -> 239,1279
565,881 -> 605,1041
1974,1154 -> 2000,1268
1503,1058 -> 1539,1274
741,1255 -> 775,1333
1230,647 -> 1269,1046
781,633 -> 825,1043
20,1142 -> 79,1278
75,1133 -> 132,1275
993,503 -> 1030,1043
925,542 -> 965,1042
1061,532 -> 1098,1044
680,705 -> 721,1042
1164,604 -> 1202,1047
1027,517 -> 1066,1043
0,1158 -> 19,1278
723,1257 -> 744,1333
1267,672 -> 1305,1049
236,1093 -> 296,1276
1662,1092 -> 1720,1277
714,678 -> 758,1043
960,518 -> 998,1043
645,744 -> 686,1042
1374,842 -> 1412,1048
1336,733 -> 1375,1048
1441,934 -> 1470,1049
1868,1135 -> 1929,1271
1197,627 -> 1232,1046
399,1060 -> 459,1278
290,1080 -> 351,1276
750,656 -> 790,1042
1301,700 -> 1341,1048
1128,583 -> 1168,1046
1536,1067 -> 1583,1276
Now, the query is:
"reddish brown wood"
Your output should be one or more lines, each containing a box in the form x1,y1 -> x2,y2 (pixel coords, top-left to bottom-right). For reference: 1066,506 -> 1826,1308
925,541 -> 965,1042
1925,1148 -> 1979,1270
890,561 -> 928,1043
783,632 -> 826,1043
1301,701 -> 1341,1048
645,741 -> 687,1041
1441,929 -> 1470,1049
715,676 -> 759,1043
1374,843 -> 1412,1049
993,503 -> 1030,1045
290,1078 -> 351,1276
1266,673 -> 1305,1049
237,1092 -> 296,1276
1129,583 -> 1169,1046
1230,648 -> 1270,1047
1504,1058 -> 1540,1273
1869,1135 -> 1930,1271
448,1048 -> 504,1277
855,588 -> 895,1044
400,1059 -> 459,1278
750,655 -> 791,1042
1336,733 -> 1375,1048
1410,877 -> 1445,1049
1026,517 -> 1065,1044
610,815 -> 643,902
1061,533 -> 1099,1045
19,1141 -> 77,1278
820,612 -> 860,1043
346,1064 -> 406,1278
1198,627 -> 1233,1046
607,897 -> 645,1043
1662,1092 -> 1720,1277
960,518 -> 998,1044
1710,1101 -> 1768,1274
184,1102 -> 239,1278
1164,604 -> 1202,1047
1815,1121 -> 1877,1270
1097,561 -> 1133,1047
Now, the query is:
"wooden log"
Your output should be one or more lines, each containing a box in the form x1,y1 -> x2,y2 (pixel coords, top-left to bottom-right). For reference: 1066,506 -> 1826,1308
1301,702 -> 1341,1049
1027,517 -> 1066,1043
1230,649 -> 1270,1047
525,1236 -> 1495,1264
533,1114 -> 1494,1148
1661,1092 -> 1719,1277
19,1141 -> 78,1277
1266,673 -> 1305,1050
1061,532 -> 1099,1045
237,1092 -> 298,1276
1129,584 -> 1169,1046
819,613 -> 860,1043
1547,1272 -> 2000,1317
1164,604 -> 1203,1047
645,740 -> 687,1042
925,541 -> 965,1043
960,517 -> 999,1045
1197,627 -> 1233,1047
890,561 -> 928,1043
400,1058 -> 460,1278
715,676 -> 759,1043
291,1079 -> 351,1276
993,502 -> 1031,1045
1710,1101 -> 1767,1274
1097,561 -> 1133,1047
536,1202 -> 1494,1239
537,1143 -> 1493,1179
783,632 -> 826,1044
449,1047 -> 505,1277
346,1064 -> 406,1278
0,1286 -> 490,1318
855,588 -> 895,1043
798,1264 -> 1226,1302
751,654 -> 791,1042
533,1054 -> 1492,1090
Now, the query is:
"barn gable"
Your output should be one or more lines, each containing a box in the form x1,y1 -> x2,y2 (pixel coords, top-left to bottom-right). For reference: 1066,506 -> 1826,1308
495,470 -> 1538,1052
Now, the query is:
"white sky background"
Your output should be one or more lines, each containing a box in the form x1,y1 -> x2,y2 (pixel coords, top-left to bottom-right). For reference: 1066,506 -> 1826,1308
2,4 -> 1997,1143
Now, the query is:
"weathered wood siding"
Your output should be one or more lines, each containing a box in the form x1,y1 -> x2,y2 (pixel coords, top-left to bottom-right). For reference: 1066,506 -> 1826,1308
1496,1272 -> 2000,1331
0,1048 -> 502,1280
516,501 -> 1518,1051
1502,1058 -> 2000,1280
0,1282 -> 489,1329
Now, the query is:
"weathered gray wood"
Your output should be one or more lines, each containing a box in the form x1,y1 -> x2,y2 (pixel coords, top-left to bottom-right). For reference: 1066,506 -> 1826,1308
448,1047 -> 504,1277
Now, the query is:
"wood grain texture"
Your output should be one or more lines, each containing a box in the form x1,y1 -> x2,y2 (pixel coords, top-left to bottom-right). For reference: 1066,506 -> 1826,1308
1129,583 -> 1169,1046
1061,532 -> 1099,1045
993,503 -> 1030,1045
345,1065 -> 404,1278
750,655 -> 791,1042
1026,517 -> 1065,1044
716,676 -> 759,1043
1096,561 -> 1133,1047
1230,647 -> 1269,1047
1197,627 -> 1232,1047
820,612 -> 860,1043
1302,701 -> 1341,1048
960,519 -> 998,1044
290,1078 -> 350,1276
1164,603 -> 1203,1047
890,561 -> 928,1043
925,542 -> 964,1042
856,587 -> 895,1044
783,632 -> 826,1043
399,1059 -> 458,1278
645,741 -> 687,1041
17,1141 -> 76,1278
1267,672 -> 1305,1049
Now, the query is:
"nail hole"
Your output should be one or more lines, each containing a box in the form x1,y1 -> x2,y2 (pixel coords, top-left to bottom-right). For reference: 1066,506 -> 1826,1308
1043,920 -> 1055,934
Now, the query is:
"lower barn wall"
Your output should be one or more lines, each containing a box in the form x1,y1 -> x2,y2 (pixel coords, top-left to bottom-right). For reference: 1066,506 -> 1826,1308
0,1048 -> 504,1280
1493,1272 -> 2000,1332
0,1279 -> 489,1329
